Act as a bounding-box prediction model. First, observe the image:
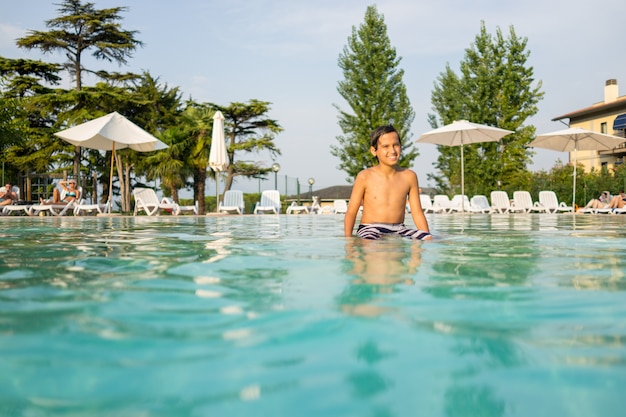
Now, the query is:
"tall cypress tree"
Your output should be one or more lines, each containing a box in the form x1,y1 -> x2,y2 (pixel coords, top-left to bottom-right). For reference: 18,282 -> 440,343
332,5 -> 416,182
429,22 -> 543,196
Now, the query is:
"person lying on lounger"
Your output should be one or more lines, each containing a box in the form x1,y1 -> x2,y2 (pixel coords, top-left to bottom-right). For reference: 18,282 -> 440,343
40,180 -> 81,204
606,190 -> 626,210
584,191 -> 611,210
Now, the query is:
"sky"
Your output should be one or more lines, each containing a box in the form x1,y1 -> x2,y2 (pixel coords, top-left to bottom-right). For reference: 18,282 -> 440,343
2,0 -> 626,193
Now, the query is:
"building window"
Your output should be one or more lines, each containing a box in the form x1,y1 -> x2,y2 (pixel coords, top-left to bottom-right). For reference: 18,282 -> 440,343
601,122 -> 607,134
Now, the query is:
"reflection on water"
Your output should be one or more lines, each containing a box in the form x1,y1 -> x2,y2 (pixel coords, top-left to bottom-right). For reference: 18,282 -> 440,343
0,214 -> 625,416
344,237 -> 423,285
339,237 -> 423,318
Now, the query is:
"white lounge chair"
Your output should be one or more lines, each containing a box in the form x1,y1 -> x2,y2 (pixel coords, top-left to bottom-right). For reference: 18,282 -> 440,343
594,205 -> 626,214
490,191 -> 524,213
254,190 -> 281,214
1,186 -> 29,216
218,190 -> 244,214
286,201 -> 310,214
432,195 -> 453,213
160,197 -> 198,215
74,198 -> 109,216
470,195 -> 492,213
419,194 -> 435,214
310,196 -> 322,214
332,199 -> 348,214
28,186 -> 82,216
512,191 -> 544,213
537,191 -> 573,213
133,187 -> 180,216
450,194 -> 471,213
177,200 -> 199,215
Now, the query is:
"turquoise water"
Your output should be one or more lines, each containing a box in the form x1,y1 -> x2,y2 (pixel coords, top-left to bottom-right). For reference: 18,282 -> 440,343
1,214 -> 625,416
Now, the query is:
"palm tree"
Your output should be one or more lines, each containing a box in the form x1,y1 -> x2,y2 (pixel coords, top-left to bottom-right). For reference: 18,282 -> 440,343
147,127 -> 189,203
182,105 -> 214,214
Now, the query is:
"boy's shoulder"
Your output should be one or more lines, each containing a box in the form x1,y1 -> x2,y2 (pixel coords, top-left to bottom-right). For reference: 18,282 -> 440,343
359,165 -> 416,176
356,166 -> 377,177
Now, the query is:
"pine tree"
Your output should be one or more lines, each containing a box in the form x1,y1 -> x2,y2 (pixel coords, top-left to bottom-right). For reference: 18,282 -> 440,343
16,0 -> 143,177
332,5 -> 416,182
429,22 -> 543,196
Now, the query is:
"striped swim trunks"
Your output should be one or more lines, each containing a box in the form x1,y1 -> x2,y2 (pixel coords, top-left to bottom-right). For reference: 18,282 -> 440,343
356,223 -> 432,240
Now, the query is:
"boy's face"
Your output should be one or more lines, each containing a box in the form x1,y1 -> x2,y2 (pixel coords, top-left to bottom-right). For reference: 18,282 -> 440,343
371,132 -> 401,164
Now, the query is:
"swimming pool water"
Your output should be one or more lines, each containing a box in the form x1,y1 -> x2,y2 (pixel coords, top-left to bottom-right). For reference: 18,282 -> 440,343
1,214 -> 625,416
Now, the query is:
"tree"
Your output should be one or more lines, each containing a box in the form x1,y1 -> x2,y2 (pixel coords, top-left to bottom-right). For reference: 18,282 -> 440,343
16,0 -> 142,90
332,5 -> 416,182
209,100 -> 283,192
429,22 -> 544,196
0,57 -> 68,180
16,0 -> 143,177
152,103 -> 213,214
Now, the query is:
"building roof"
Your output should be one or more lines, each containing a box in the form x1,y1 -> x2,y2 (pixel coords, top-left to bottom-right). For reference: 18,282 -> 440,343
552,96 -> 626,121
311,185 -> 353,200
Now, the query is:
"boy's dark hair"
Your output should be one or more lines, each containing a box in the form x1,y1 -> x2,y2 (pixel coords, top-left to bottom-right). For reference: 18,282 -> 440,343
370,125 -> 400,149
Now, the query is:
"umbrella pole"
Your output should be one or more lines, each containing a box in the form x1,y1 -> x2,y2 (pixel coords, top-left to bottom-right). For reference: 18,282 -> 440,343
572,147 -> 577,211
461,143 -> 465,212
108,142 -> 115,213
215,173 -> 220,213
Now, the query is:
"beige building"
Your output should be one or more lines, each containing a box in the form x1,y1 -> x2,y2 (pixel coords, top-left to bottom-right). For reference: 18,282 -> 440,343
552,79 -> 626,172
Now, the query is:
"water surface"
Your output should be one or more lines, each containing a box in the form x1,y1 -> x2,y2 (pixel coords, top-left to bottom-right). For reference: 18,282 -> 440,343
1,214 -> 625,416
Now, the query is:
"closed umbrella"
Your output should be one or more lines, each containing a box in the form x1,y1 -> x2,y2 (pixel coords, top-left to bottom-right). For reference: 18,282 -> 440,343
529,127 -> 626,208
209,111 -> 228,211
416,120 -> 514,211
54,111 -> 167,212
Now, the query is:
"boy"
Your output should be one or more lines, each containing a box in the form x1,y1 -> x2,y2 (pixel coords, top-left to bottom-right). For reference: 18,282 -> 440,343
344,125 -> 432,240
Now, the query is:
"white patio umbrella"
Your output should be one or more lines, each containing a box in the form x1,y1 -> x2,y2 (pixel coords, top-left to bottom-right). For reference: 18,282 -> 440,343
209,111 -> 228,211
54,111 -> 168,212
529,127 -> 626,208
416,120 -> 514,211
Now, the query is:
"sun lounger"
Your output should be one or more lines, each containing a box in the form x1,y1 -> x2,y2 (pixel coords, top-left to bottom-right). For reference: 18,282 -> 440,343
218,190 -> 244,214
254,190 -> 281,214
469,195 -> 492,213
133,188 -> 180,216
490,191 -> 524,213
512,191 -> 545,213
537,191 -> 573,213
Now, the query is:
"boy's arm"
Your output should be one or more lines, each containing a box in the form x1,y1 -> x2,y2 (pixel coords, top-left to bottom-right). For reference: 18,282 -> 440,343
344,174 -> 366,237
408,175 -> 430,233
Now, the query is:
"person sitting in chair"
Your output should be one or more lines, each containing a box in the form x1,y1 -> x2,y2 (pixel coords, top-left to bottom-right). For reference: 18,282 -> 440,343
0,183 -> 18,206
584,191 -> 611,210
607,190 -> 626,211
40,180 -> 81,204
